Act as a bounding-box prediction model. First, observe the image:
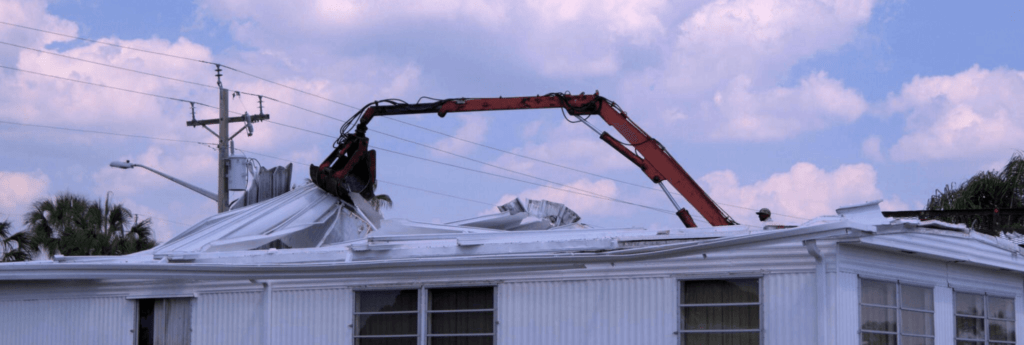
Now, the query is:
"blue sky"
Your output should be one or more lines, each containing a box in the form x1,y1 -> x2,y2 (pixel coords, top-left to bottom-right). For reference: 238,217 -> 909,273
2,0 -> 1023,241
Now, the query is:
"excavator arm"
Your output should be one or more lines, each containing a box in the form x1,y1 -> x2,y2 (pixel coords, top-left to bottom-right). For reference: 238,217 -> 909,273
311,92 -> 736,227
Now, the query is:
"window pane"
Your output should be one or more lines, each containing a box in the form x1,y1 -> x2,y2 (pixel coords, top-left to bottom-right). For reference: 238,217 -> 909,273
901,285 -> 934,311
990,297 -> 1015,319
430,287 -> 494,311
355,337 -> 417,345
861,280 -> 897,306
900,335 -> 934,345
954,342 -> 983,345
358,290 -> 418,312
683,331 -> 758,345
861,305 -> 897,332
683,305 -> 759,330
901,310 -> 934,336
861,333 -> 896,345
430,311 -> 493,334
955,293 -> 984,316
683,279 -> 758,304
990,320 -> 1016,341
429,336 -> 493,345
955,316 -> 984,340
356,313 -> 418,336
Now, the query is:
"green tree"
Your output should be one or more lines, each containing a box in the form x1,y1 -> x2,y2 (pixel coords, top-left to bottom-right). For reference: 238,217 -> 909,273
22,192 -> 156,258
927,152 -> 1024,235
0,219 -> 32,262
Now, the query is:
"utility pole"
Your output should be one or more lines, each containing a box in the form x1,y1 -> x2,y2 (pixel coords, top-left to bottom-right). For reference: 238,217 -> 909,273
186,65 -> 269,212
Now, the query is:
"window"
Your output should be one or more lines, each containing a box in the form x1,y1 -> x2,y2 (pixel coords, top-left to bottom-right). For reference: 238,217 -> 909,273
859,279 -> 934,345
679,279 -> 760,345
955,292 -> 1016,344
355,287 -> 494,345
136,298 -> 192,345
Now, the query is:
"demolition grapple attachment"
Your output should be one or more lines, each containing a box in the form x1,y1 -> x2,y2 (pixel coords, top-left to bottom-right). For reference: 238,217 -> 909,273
309,134 -> 376,202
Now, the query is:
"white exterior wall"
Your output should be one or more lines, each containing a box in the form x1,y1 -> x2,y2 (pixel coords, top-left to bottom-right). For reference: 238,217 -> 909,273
0,296 -> 134,344
193,290 -> 261,345
271,287 -> 351,345
835,243 -> 1024,345
497,277 -> 677,345
763,272 -> 816,345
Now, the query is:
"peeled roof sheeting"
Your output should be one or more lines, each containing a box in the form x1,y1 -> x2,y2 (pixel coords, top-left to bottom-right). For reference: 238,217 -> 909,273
153,184 -> 374,256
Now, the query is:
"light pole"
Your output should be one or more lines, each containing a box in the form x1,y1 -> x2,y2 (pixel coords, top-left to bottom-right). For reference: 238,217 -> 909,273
109,161 -> 218,202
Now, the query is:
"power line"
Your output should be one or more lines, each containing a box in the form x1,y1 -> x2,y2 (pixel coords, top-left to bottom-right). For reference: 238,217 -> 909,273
231,148 -> 496,207
248,89 -> 789,221
0,40 -> 217,89
269,119 -> 637,204
0,64 -> 218,109
0,21 -> 214,65
220,66 -> 358,109
0,21 -> 346,111
264,120 -> 687,218
0,22 -> 792,221
379,117 -> 805,220
0,120 -> 215,145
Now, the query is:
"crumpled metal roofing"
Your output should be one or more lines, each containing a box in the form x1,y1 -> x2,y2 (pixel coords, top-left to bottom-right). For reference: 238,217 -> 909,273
152,184 -> 378,258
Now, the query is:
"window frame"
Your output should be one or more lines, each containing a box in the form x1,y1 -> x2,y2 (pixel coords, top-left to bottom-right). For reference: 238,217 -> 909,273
858,278 -> 936,344
953,291 -> 1017,345
353,285 -> 497,345
677,277 -> 763,345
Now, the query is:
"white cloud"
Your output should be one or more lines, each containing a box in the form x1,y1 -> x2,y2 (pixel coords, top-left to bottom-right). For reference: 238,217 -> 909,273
862,135 -> 883,161
705,71 -> 867,140
431,116 -> 489,157
622,0 -> 875,141
199,0 -> 667,77
887,66 -> 1024,161
0,171 -> 49,222
486,120 -> 632,177
670,0 -> 874,89
0,0 -> 78,64
700,162 -> 896,224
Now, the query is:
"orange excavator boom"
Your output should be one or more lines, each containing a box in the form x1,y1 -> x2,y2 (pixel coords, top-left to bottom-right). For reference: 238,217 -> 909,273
311,92 -> 736,227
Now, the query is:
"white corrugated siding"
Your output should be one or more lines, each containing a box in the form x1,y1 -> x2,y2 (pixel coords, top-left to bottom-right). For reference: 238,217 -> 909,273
497,277 -> 676,345
934,286 -> 954,345
0,296 -> 133,344
762,273 -> 815,345
272,288 -> 351,345
193,291 -> 261,345
834,272 -> 859,345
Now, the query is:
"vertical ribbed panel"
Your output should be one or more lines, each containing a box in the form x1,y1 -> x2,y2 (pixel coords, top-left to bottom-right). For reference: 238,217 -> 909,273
933,286 -> 953,345
0,296 -> 133,344
272,288 -> 351,345
834,272 -> 859,345
193,291 -> 261,345
498,277 -> 675,345
763,273 -> 815,345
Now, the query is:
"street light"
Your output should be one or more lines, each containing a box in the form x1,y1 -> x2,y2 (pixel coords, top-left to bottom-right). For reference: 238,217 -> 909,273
109,161 -> 218,201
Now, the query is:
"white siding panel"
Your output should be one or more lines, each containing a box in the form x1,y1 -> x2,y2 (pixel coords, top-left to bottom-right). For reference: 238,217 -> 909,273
933,286 -> 953,345
272,288 -> 351,345
497,277 -> 676,345
193,291 -> 261,345
763,273 -> 815,345
834,272 -> 859,345
0,296 -> 133,344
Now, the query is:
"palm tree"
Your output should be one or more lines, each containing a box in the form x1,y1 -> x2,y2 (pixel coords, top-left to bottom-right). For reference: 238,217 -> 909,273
927,152 -> 1024,234
0,219 -> 31,262
22,192 -> 156,258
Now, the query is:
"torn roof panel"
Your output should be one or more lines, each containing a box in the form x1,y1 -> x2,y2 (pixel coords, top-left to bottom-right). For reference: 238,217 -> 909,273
153,184 -> 375,256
